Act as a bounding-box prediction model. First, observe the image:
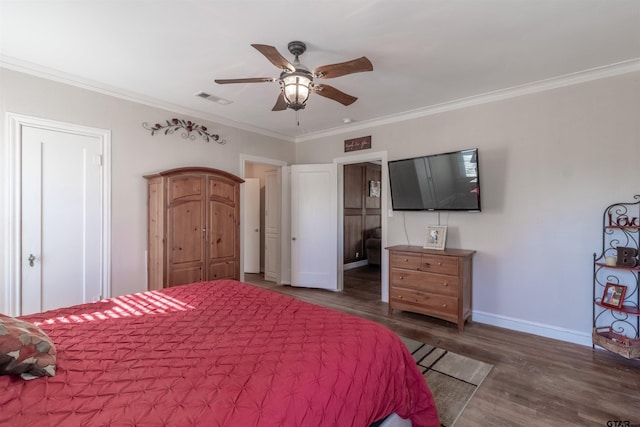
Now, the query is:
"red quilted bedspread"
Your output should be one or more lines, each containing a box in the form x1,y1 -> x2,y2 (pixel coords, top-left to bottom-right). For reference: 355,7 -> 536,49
1,280 -> 439,427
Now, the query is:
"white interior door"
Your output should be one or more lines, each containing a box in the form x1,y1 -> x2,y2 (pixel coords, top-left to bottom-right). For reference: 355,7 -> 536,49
291,163 -> 338,291
243,178 -> 261,273
21,126 -> 103,314
264,169 -> 279,282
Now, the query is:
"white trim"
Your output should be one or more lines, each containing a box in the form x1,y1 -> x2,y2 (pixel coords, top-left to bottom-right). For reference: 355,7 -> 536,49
344,260 -> 369,270
472,310 -> 592,347
4,113 -> 111,316
333,150 -> 389,302
295,58 -> 640,143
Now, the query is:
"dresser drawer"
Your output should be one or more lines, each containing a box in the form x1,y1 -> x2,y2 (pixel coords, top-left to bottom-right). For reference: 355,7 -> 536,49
387,245 -> 475,332
390,288 -> 458,320
390,252 -> 423,270
391,270 -> 458,297
420,254 -> 458,276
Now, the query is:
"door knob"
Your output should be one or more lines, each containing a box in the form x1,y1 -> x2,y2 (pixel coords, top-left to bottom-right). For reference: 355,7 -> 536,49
28,254 -> 36,267
255,228 -> 259,232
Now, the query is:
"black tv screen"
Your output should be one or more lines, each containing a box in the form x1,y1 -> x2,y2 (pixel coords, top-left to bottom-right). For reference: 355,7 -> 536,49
388,148 -> 481,211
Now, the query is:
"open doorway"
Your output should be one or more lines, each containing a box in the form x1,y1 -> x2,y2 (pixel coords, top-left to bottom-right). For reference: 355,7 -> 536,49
335,150 -> 389,303
342,161 -> 382,298
240,155 -> 289,286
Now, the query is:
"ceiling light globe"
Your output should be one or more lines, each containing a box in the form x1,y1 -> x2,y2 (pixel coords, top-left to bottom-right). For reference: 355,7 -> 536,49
282,73 -> 312,111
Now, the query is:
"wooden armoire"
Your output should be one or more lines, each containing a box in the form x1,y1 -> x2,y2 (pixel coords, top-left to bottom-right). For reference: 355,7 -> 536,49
144,167 -> 244,290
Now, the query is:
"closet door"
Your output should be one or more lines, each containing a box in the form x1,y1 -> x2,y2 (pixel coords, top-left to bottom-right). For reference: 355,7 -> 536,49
243,178 -> 261,274
264,169 -> 279,282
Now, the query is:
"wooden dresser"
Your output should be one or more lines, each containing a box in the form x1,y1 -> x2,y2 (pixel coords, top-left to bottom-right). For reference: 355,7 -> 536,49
144,167 -> 244,290
387,245 -> 475,332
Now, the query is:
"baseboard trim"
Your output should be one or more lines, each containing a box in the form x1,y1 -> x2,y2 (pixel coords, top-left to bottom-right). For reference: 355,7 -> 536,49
472,310 -> 592,347
344,260 -> 370,270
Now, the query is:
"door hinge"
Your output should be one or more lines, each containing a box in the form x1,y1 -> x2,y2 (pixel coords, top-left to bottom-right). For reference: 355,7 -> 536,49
94,155 -> 103,166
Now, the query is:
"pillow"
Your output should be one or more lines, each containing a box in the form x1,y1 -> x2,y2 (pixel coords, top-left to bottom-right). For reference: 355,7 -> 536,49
0,314 -> 56,379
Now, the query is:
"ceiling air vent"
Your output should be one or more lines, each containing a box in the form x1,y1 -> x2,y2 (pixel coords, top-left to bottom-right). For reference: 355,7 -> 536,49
194,91 -> 232,105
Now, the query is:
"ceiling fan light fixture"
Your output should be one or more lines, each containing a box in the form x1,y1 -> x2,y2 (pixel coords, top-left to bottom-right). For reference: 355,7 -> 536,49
282,72 -> 312,111
215,41 -> 373,112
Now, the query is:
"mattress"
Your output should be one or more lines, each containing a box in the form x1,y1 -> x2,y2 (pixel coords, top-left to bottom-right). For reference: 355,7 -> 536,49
0,280 -> 439,426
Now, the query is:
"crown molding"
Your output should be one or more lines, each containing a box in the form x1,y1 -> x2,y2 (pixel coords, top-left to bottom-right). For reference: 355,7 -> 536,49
3,55 -> 638,145
0,55 -> 295,143
295,58 -> 640,143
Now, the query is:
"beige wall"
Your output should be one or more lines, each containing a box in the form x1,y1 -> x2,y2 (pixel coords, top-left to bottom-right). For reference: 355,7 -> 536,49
296,71 -> 640,344
3,66 -> 638,345
0,68 -> 295,309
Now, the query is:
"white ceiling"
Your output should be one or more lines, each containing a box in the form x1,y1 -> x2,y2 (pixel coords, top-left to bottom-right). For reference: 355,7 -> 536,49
1,1 -> 639,142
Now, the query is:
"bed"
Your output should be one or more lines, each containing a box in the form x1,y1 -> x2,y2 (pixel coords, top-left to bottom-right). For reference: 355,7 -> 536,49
0,280 -> 439,426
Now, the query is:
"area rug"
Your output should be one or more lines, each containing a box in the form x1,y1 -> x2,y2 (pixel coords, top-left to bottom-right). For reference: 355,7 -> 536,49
399,336 -> 493,427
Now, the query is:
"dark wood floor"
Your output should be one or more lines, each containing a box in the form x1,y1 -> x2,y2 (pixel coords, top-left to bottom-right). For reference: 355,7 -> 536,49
245,266 -> 640,427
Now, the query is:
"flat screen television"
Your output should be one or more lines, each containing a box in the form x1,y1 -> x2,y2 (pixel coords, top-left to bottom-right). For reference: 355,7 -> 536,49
388,148 -> 481,211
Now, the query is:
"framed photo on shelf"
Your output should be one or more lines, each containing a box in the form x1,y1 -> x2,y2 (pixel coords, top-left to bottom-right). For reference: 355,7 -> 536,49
423,225 -> 447,250
601,283 -> 627,309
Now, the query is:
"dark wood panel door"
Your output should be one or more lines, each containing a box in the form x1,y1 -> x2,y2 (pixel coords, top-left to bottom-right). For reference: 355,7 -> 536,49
365,163 -> 382,210
344,164 -> 364,209
344,215 -> 364,263
343,162 -> 382,264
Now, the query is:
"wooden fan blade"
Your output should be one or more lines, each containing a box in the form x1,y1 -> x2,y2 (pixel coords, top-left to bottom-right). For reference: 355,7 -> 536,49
215,78 -> 274,84
314,57 -> 373,79
272,92 -> 288,111
251,44 -> 295,71
313,84 -> 358,106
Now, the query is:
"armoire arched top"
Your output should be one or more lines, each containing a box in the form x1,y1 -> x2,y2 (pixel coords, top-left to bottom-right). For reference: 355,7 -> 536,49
145,167 -> 244,290
143,166 -> 244,183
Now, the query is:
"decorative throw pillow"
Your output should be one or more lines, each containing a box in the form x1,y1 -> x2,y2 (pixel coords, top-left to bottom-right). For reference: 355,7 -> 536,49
0,314 -> 56,379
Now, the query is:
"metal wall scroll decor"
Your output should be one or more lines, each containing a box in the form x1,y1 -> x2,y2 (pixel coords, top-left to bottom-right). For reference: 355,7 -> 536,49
142,118 -> 226,144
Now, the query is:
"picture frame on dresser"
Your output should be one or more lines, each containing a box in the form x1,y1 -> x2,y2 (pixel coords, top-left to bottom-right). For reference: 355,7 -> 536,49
424,225 -> 447,250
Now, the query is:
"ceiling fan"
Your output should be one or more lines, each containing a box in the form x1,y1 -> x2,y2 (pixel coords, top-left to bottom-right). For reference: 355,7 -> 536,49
215,41 -> 373,111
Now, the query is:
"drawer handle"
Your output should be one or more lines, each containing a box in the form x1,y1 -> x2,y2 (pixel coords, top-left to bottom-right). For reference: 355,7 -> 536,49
443,282 -> 448,287
399,275 -> 404,280
438,262 -> 442,266
403,258 -> 408,262
398,295 -> 403,299
442,304 -> 447,308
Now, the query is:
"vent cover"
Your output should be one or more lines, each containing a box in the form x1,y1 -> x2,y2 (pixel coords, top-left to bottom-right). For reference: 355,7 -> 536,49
194,91 -> 232,105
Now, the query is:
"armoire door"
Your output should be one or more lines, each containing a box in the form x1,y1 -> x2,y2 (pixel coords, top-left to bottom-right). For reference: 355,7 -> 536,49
167,174 -> 206,286
207,175 -> 240,280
